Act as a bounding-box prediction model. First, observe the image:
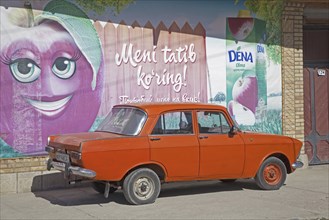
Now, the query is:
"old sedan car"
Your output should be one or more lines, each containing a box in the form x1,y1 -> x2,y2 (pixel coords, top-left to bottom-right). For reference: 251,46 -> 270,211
46,103 -> 303,205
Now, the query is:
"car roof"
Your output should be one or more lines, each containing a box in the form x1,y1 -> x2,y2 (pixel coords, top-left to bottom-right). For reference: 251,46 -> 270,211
113,102 -> 228,116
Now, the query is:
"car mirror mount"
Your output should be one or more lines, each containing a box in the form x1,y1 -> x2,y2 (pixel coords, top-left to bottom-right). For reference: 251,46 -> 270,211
229,125 -> 237,137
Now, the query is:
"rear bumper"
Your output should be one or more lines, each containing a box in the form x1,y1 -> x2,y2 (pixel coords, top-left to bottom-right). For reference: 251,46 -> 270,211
47,159 -> 96,179
292,161 -> 304,169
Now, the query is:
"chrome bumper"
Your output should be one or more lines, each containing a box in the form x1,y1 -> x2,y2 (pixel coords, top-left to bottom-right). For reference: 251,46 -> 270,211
292,161 -> 304,169
47,159 -> 96,179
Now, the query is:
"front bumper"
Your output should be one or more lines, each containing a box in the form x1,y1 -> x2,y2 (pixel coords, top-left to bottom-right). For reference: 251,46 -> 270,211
47,159 -> 96,179
292,161 -> 304,169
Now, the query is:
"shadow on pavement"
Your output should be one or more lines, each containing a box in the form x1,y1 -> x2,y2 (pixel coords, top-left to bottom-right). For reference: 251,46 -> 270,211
160,179 -> 260,198
33,188 -> 130,206
33,179 -> 261,206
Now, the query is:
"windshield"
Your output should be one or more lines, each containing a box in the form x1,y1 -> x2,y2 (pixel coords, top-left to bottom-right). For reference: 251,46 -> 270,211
96,107 -> 147,135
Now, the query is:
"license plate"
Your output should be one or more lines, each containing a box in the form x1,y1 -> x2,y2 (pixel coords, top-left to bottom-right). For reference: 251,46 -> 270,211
56,152 -> 70,163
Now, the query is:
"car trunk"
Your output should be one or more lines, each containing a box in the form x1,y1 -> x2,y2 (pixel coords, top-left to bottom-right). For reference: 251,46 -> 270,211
49,132 -> 123,152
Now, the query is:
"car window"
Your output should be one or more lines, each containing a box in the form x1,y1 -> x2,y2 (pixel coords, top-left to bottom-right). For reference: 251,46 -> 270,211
151,111 -> 193,135
197,111 -> 231,134
96,107 -> 147,135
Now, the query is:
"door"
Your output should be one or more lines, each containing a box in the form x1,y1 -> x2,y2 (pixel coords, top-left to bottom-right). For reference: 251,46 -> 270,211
149,111 -> 199,178
304,67 -> 329,164
303,26 -> 329,164
197,110 -> 245,177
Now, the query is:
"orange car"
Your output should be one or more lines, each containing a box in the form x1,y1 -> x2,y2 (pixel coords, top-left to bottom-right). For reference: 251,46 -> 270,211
46,103 -> 303,205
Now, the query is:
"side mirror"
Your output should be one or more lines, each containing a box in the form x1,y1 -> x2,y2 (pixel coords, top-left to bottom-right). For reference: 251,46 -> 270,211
229,125 -> 237,137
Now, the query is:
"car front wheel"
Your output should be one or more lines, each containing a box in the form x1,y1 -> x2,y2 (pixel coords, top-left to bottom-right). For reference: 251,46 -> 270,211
123,168 -> 161,205
255,157 -> 287,190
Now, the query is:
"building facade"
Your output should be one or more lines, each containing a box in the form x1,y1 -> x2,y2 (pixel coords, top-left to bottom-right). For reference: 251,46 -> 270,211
0,0 -> 328,193
282,0 -> 328,166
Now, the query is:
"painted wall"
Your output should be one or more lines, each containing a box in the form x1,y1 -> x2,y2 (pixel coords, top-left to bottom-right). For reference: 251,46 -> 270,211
0,0 -> 282,158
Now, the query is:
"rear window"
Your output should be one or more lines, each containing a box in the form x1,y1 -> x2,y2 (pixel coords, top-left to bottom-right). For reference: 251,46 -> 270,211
96,107 -> 147,135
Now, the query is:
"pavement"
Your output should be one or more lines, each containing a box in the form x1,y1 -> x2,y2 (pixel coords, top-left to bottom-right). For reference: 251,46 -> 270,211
0,165 -> 328,220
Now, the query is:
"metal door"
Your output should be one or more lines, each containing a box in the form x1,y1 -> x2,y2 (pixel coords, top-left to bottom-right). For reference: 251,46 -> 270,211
303,67 -> 329,164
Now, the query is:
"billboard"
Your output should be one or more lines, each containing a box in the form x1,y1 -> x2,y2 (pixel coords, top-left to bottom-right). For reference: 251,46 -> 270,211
0,0 -> 282,158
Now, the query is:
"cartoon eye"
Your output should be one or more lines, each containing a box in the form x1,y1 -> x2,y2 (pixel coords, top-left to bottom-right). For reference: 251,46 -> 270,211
9,58 -> 41,83
52,57 -> 76,79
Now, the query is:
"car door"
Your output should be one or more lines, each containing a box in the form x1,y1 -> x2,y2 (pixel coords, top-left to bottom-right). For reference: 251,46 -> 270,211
149,111 -> 199,178
197,110 -> 245,178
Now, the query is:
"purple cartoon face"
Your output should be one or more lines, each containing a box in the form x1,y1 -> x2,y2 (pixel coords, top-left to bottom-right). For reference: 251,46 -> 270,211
0,20 -> 103,154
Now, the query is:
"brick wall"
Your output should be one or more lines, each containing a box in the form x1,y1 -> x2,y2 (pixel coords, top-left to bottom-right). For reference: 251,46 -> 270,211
0,156 -> 48,174
282,2 -> 308,165
0,156 -> 88,194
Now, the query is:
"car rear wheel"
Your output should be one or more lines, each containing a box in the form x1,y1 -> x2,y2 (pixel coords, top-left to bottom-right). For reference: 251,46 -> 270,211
123,168 -> 161,205
255,157 -> 287,190
92,181 -> 117,194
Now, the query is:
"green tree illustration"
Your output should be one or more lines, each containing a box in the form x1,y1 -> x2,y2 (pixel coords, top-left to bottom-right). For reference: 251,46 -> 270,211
210,92 -> 226,103
235,0 -> 284,64
214,92 -> 226,103
74,0 -> 134,15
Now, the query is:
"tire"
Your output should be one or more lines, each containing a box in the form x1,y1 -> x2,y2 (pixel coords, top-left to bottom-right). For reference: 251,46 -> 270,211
123,168 -> 161,205
92,181 -> 117,194
220,179 -> 237,183
255,157 -> 287,190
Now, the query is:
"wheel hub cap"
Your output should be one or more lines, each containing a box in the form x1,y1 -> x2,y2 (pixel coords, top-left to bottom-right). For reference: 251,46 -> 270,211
263,164 -> 282,185
134,177 -> 154,200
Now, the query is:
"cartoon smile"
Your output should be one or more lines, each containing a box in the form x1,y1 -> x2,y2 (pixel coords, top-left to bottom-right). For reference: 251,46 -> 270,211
25,95 -> 73,117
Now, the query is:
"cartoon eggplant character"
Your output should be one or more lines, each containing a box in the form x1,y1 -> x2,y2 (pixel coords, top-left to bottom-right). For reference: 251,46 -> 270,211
0,0 -> 103,154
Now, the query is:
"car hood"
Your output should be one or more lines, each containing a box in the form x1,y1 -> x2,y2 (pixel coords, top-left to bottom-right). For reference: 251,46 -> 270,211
49,132 -> 124,151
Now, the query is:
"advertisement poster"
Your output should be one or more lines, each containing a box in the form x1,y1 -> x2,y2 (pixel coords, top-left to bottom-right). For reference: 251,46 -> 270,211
0,0 -> 282,158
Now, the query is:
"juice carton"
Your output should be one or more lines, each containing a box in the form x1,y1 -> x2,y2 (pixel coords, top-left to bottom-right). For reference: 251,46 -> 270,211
226,11 -> 267,126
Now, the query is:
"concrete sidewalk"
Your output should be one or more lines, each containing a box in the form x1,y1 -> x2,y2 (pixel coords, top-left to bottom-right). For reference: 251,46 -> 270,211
1,165 -> 328,220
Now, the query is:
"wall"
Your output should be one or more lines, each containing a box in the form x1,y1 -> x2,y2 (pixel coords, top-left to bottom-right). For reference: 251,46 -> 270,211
0,156 -> 90,193
0,4 -> 208,157
282,1 -> 309,166
0,0 -> 288,193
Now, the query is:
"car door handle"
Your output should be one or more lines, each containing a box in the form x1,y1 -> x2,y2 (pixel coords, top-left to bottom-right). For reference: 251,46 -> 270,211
199,136 -> 208,139
150,137 -> 161,141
